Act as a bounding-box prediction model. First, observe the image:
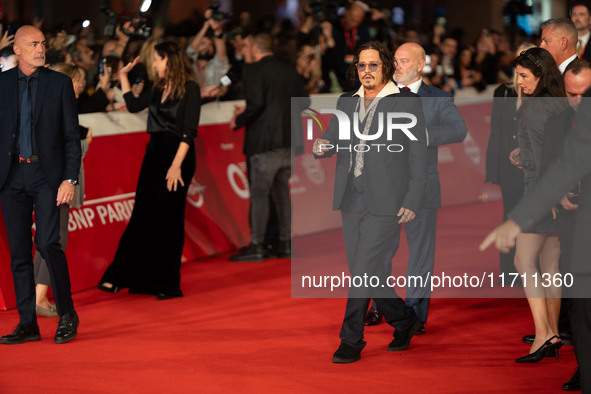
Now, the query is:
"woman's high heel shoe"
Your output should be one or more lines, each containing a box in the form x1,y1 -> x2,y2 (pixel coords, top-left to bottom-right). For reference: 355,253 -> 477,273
515,335 -> 560,363
544,339 -> 563,360
97,282 -> 119,294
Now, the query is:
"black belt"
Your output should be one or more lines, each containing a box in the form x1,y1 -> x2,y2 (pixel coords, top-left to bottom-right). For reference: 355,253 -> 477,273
14,154 -> 39,164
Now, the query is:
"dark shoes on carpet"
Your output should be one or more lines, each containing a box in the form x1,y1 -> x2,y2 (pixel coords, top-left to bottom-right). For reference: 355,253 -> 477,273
415,322 -> 426,335
522,333 -> 572,345
562,368 -> 580,391
364,309 -> 383,326
522,334 -> 534,344
157,290 -> 184,300
229,241 -> 292,262
54,310 -> 79,344
388,318 -> 422,351
229,243 -> 265,262
273,240 -> 292,259
0,322 -> 41,344
2,310 -> 79,345
332,343 -> 361,364
97,282 -> 119,294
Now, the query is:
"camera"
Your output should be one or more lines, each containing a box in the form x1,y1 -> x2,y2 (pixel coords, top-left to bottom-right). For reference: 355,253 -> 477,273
209,1 -> 233,22
306,0 -> 341,23
101,5 -> 151,39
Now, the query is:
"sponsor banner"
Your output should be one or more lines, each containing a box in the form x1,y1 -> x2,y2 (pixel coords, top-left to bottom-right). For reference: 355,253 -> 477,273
0,96 -> 495,309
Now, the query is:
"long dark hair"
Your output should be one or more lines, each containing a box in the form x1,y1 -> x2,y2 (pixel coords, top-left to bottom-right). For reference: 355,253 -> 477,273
514,47 -> 565,97
347,41 -> 395,88
154,41 -> 195,100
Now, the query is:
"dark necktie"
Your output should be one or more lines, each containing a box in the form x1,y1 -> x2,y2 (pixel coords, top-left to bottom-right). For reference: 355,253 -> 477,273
19,76 -> 32,160
401,86 -> 410,91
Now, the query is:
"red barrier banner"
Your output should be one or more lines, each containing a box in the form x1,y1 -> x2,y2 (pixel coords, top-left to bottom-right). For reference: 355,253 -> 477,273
0,97 -> 496,310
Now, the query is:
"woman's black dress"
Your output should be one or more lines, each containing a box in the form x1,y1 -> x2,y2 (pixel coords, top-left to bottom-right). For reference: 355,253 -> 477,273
99,80 -> 201,296
517,95 -> 567,233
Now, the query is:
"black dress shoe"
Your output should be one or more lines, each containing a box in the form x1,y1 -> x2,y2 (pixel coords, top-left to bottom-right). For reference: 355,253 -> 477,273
364,309 -> 383,326
415,323 -> 426,335
0,323 -> 41,345
562,367 -> 580,391
559,332 -> 573,346
157,290 -> 183,300
332,343 -> 361,363
275,240 -> 292,259
97,282 -> 119,294
54,310 -> 79,344
522,334 -> 534,344
228,243 -> 265,262
388,317 -> 421,351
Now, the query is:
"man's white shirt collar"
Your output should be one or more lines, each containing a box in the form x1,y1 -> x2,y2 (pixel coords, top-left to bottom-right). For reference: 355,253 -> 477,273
352,81 -> 399,121
397,79 -> 422,94
559,54 -> 578,74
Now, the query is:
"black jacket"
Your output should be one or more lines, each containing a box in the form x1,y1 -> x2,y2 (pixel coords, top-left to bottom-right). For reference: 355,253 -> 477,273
0,67 -> 81,190
234,55 -> 309,156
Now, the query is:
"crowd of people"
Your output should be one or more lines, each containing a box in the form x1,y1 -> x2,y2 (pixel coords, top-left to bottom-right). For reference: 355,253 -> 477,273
1,0 -> 591,392
0,1 -> 568,101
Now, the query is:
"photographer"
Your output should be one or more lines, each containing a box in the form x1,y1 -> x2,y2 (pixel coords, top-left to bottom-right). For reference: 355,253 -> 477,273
297,5 -> 335,93
187,8 -> 229,99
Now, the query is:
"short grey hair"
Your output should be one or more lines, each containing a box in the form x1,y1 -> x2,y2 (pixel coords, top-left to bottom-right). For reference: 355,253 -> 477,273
540,17 -> 578,44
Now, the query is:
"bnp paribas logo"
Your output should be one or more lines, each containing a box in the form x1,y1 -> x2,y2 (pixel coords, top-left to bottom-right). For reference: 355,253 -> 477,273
303,107 -> 419,153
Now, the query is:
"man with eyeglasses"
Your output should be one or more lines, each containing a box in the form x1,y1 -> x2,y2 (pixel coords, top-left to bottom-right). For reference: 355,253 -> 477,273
363,42 -> 467,332
314,41 -> 427,363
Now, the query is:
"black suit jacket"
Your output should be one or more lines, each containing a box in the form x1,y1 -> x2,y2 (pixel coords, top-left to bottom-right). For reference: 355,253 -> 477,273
234,55 -> 309,156
417,82 -> 467,208
486,84 -> 523,188
541,106 -> 575,176
0,67 -> 81,191
317,89 -> 428,215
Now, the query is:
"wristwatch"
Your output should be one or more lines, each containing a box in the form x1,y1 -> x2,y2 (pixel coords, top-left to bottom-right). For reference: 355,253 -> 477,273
66,179 -> 79,186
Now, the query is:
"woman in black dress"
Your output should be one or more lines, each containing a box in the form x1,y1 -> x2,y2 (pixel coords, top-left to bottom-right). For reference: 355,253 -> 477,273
98,41 -> 201,300
512,47 -> 567,362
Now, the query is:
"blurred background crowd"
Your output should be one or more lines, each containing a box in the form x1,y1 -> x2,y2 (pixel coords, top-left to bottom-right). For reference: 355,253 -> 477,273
0,0 -> 574,104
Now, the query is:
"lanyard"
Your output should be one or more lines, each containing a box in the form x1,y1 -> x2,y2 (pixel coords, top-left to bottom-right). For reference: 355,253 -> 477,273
344,28 -> 357,52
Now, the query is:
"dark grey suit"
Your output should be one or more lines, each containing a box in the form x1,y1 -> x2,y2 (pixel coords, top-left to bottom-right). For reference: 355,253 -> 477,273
317,87 -> 428,350
384,82 -> 466,323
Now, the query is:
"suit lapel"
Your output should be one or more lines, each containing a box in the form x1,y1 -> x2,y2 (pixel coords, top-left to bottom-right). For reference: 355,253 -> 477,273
34,68 -> 50,125
5,69 -> 18,124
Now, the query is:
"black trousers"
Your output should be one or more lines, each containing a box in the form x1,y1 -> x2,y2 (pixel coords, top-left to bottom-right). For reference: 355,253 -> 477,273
248,147 -> 292,244
0,162 -> 74,323
569,297 -> 591,393
34,204 -> 70,286
338,184 -> 416,351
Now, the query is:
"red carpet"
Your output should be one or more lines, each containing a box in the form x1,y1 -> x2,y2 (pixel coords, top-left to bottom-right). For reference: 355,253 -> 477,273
0,201 -> 578,393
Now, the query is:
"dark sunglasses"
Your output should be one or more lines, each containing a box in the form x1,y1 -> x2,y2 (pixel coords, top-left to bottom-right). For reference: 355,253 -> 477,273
519,50 -> 541,69
356,62 -> 382,72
